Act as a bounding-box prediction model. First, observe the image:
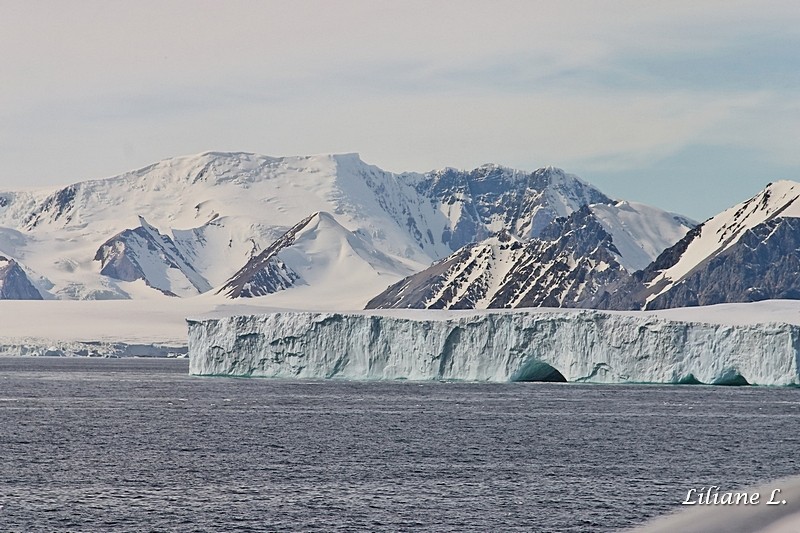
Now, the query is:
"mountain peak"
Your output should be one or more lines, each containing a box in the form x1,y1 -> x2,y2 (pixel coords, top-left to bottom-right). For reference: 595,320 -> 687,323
541,165 -> 566,173
476,162 -> 511,171
217,209 -> 415,303
291,211 -> 351,240
753,180 -> 800,216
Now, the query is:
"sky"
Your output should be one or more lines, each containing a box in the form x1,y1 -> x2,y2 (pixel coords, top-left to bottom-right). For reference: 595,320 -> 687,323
1,1 -> 799,221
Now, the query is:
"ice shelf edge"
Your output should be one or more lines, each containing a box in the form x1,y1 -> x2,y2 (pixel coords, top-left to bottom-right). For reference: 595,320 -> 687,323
187,310 -> 800,385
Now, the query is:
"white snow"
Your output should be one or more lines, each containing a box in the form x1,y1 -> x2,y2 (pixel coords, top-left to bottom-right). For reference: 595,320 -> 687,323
274,211 -> 415,287
590,201 -> 695,271
543,167 -> 596,218
187,300 -> 800,385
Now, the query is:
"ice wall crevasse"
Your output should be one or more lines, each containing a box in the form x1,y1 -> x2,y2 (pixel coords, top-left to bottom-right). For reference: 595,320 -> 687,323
187,310 -> 800,385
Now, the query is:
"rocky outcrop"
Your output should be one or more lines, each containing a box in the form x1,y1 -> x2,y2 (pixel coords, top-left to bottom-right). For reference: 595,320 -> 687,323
95,216 -> 211,297
0,256 -> 42,300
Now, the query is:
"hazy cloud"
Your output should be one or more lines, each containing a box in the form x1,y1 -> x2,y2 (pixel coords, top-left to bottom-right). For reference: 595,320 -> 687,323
1,1 -> 799,218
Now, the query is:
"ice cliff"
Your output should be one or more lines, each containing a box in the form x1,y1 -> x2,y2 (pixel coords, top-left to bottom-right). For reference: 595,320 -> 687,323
187,308 -> 800,385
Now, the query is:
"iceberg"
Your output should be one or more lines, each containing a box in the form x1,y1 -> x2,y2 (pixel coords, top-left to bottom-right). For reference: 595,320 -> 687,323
187,305 -> 800,385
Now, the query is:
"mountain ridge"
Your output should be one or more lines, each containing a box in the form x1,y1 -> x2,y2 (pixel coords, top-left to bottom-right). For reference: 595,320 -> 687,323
0,151 -> 619,306
366,201 -> 694,310
1,150 -> 794,312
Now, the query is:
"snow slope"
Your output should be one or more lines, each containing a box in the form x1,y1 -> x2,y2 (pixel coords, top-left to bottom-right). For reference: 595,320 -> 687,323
187,302 -> 800,385
590,201 -> 694,271
218,211 -> 416,300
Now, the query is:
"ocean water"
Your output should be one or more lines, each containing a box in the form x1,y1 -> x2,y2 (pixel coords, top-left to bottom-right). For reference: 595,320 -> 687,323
0,357 -> 798,533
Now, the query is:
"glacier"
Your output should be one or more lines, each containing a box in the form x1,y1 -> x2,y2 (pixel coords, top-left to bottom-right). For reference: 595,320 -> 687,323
187,306 -> 800,385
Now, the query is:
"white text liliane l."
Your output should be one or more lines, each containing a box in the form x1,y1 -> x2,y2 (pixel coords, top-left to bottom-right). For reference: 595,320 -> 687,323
681,486 -> 786,506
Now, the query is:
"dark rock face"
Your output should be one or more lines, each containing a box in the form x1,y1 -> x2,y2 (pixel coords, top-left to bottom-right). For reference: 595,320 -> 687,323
589,225 -> 707,311
490,242 -> 627,309
501,208 -> 631,309
24,185 -> 78,228
94,218 -> 211,296
645,217 -> 800,309
96,237 -> 141,282
413,166 -> 612,249
641,224 -> 702,279
217,213 -> 318,298
0,257 -> 42,300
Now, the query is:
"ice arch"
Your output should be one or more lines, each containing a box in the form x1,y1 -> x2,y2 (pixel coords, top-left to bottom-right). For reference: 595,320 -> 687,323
511,358 -> 567,382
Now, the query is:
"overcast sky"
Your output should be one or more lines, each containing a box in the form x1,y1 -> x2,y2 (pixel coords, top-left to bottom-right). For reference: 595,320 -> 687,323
2,1 -> 798,220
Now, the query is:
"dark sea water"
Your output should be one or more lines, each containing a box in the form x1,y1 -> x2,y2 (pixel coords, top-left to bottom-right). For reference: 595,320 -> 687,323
0,357 -> 798,532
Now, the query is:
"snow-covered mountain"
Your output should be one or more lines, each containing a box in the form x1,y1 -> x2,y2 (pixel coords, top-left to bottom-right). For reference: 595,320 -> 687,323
218,211 -> 416,301
0,152 -> 610,306
601,180 -> 800,310
367,202 -> 694,310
